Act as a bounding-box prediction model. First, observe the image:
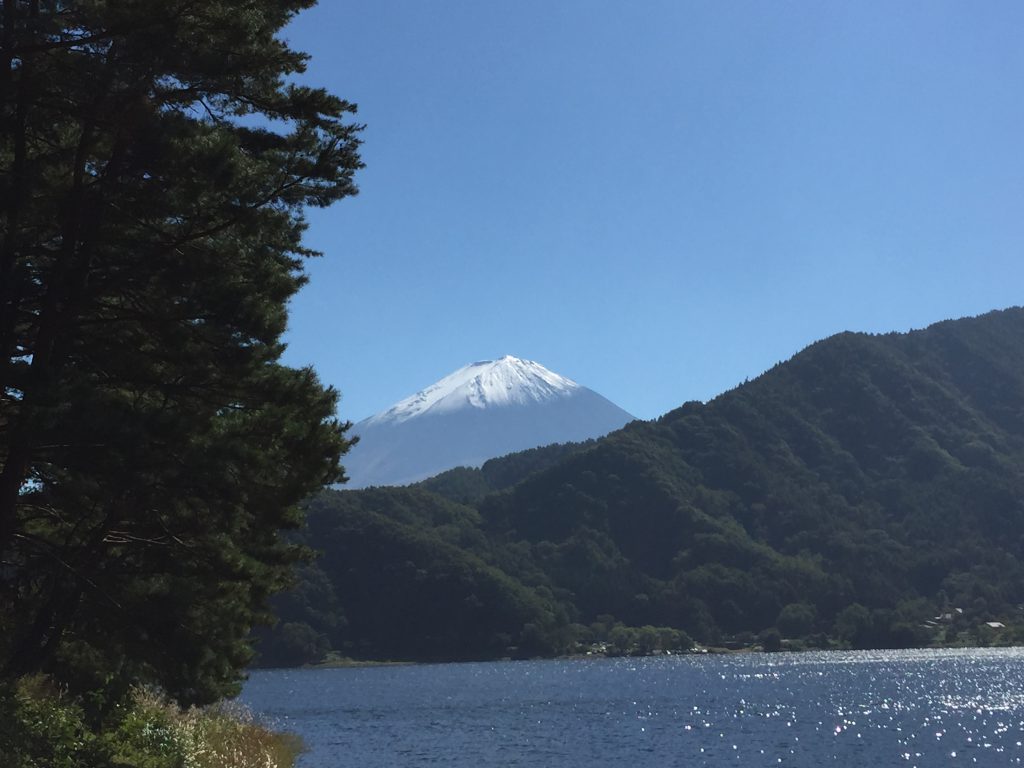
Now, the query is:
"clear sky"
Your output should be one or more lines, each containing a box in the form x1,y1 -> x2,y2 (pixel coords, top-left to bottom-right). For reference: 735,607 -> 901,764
280,1 -> 1024,423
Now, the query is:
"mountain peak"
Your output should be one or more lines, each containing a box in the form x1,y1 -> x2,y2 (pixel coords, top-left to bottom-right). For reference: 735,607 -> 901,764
365,356 -> 582,426
344,356 -> 635,488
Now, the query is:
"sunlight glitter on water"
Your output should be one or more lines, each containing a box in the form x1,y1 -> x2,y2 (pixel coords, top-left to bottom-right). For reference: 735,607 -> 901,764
243,648 -> 1024,767
671,648 -> 1024,766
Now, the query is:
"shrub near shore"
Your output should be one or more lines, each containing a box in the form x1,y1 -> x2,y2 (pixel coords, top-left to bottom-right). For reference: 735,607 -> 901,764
0,677 -> 302,768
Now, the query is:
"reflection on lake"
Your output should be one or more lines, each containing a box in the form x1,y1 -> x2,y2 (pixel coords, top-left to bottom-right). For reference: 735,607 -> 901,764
241,647 -> 1024,767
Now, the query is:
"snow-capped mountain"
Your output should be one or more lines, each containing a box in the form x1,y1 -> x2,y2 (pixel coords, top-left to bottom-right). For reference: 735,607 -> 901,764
364,356 -> 583,425
342,356 -> 635,488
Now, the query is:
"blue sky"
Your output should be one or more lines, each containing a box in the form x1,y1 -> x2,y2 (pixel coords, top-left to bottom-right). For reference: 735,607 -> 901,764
281,1 -> 1024,422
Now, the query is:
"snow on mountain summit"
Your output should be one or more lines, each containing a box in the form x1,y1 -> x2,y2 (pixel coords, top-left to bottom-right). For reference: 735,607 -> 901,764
343,356 -> 635,488
366,355 -> 581,425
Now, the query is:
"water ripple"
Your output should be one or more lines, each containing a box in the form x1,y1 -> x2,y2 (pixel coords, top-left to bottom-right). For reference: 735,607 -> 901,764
243,648 -> 1024,767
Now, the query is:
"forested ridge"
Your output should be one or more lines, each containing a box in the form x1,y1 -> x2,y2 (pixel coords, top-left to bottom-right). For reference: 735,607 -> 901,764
262,308 -> 1024,665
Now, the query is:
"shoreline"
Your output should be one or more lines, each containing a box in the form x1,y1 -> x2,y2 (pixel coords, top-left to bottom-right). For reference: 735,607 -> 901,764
251,641 -> 1024,672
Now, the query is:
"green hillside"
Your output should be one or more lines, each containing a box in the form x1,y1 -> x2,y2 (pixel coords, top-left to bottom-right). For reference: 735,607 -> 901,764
258,309 -> 1024,665
415,439 -> 597,504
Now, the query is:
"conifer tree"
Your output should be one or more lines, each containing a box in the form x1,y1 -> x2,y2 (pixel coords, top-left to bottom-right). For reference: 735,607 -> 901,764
0,0 -> 362,704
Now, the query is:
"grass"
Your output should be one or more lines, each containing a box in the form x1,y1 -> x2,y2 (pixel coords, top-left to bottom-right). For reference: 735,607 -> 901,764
123,687 -> 305,768
1,677 -> 304,768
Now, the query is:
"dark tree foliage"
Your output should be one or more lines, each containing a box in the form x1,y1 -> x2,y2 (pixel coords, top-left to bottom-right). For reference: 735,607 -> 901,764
0,1 -> 361,704
416,440 -> 596,505
272,489 -> 572,663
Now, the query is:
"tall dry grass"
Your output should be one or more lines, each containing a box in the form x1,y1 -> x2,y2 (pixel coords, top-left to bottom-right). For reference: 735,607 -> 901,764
126,687 -> 305,768
2,676 -> 304,768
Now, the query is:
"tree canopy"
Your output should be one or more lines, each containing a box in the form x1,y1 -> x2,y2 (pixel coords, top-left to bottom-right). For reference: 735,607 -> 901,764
0,0 -> 361,705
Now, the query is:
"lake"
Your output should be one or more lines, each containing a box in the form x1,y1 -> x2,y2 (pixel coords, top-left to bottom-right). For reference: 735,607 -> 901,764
241,648 -> 1024,767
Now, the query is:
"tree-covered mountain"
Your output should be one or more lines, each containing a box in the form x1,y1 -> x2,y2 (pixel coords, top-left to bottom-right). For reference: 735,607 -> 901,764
255,487 -> 574,664
260,309 -> 1024,665
415,440 -> 597,504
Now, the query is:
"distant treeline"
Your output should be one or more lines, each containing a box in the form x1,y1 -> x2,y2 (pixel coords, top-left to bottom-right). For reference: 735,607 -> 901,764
256,308 -> 1024,666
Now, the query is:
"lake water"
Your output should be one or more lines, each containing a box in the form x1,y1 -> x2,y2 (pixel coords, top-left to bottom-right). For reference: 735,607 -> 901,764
241,648 -> 1024,767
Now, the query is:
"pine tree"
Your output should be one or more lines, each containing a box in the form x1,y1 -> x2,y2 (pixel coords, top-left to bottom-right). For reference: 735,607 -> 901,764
0,0 -> 362,704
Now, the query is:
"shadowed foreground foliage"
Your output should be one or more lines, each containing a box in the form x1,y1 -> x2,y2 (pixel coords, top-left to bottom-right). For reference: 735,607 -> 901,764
0,676 -> 303,768
0,0 -> 360,703
0,0 -> 360,762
